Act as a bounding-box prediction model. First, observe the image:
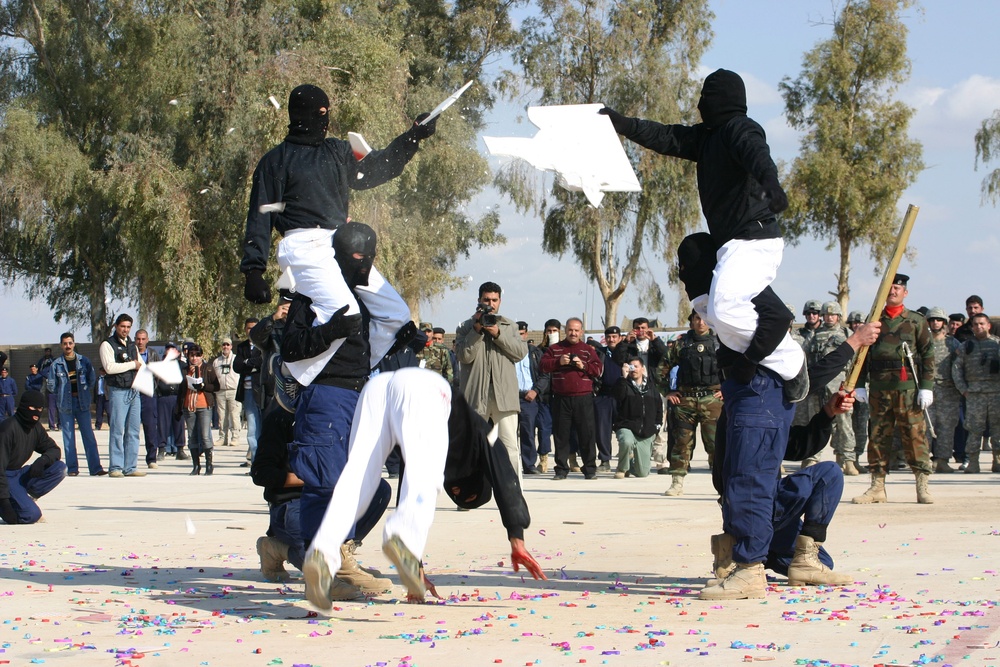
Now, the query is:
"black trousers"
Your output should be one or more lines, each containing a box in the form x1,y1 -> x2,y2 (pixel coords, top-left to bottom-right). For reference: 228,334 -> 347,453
552,394 -> 597,476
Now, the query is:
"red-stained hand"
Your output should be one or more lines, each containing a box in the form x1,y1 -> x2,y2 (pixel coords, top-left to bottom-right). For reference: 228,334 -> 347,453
406,568 -> 443,603
511,538 -> 548,580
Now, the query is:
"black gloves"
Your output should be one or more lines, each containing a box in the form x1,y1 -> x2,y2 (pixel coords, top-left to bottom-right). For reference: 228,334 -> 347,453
28,458 -> 47,479
761,173 -> 788,214
383,321 -> 419,359
599,107 -> 635,137
318,305 -> 364,344
244,269 -> 271,304
0,498 -> 17,525
411,113 -> 437,141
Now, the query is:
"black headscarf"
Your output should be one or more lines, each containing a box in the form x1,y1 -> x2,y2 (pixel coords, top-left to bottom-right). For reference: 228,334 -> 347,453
333,222 -> 377,288
697,69 -> 747,129
16,390 -> 45,429
285,84 -> 330,146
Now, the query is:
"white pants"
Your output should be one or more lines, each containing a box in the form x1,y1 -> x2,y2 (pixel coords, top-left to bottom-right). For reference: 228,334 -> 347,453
276,229 -> 411,386
486,394 -> 522,484
308,368 -> 451,575
699,237 -> 803,381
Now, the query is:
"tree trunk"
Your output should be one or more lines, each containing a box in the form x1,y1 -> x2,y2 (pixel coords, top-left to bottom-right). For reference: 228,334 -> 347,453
837,235 -> 852,317
603,298 -> 620,333
88,284 -> 108,344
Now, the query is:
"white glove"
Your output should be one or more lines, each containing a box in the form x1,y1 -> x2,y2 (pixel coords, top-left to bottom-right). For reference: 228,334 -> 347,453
854,387 -> 868,403
918,389 -> 933,410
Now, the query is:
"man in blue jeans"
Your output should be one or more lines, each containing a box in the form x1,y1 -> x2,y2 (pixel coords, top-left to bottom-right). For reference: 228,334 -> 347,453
47,333 -> 107,476
98,314 -> 145,478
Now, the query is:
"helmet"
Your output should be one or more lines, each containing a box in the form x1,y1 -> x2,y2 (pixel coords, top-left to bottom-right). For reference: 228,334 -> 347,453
847,311 -> 864,324
803,299 -> 822,315
925,307 -> 948,322
785,303 -> 797,317
821,301 -> 842,316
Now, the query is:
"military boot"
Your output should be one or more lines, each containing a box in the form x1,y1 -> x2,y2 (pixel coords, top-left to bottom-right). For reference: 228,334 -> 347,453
934,458 -> 955,473
569,455 -> 582,473
699,562 -> 766,600
708,533 -> 736,585
992,451 -> 1000,473
852,473 -> 887,504
256,536 -> 291,582
338,540 -> 393,594
841,460 -> 860,476
965,449 -> 981,474
663,474 -> 684,497
787,535 -> 854,586
915,471 -> 934,504
539,454 -> 549,474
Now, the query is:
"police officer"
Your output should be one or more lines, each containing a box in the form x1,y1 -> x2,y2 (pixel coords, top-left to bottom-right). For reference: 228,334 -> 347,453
926,307 -> 961,473
853,274 -> 935,504
662,311 -> 722,497
801,302 -> 858,474
951,312 -> 1000,474
846,311 -> 869,468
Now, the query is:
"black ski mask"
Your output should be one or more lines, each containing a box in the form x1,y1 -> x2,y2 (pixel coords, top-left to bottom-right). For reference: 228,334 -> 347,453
697,69 -> 747,129
333,222 -> 377,288
285,84 -> 330,146
677,233 -> 718,300
16,390 -> 45,430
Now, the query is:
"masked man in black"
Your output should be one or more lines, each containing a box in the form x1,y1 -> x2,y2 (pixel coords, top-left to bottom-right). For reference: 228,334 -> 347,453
1,391 -> 67,525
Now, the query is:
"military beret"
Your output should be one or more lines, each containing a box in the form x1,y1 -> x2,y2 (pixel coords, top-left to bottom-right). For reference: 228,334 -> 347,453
892,273 -> 909,286
605,326 -> 621,335
432,327 -> 446,335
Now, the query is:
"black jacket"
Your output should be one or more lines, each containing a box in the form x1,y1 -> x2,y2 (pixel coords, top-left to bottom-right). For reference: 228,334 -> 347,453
612,378 -> 663,439
281,294 -> 371,388
0,417 -> 61,501
521,344 -> 551,402
233,339 -> 263,406
249,406 -> 299,505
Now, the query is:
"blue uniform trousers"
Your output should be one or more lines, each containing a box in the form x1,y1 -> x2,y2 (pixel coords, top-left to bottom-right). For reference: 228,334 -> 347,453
140,394 -> 159,464
765,461 -> 840,575
3,461 -> 67,524
721,369 -> 794,564
593,394 -> 615,463
518,396 -> 540,470
157,395 -> 185,453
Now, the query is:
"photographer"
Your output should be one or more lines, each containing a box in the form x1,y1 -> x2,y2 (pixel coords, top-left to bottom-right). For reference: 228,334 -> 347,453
540,318 -> 604,480
612,357 -> 663,478
455,282 -> 528,482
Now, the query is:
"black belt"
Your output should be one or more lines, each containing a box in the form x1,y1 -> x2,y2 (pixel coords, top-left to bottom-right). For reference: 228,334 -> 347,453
869,360 -> 903,372
679,386 -> 719,398
315,375 -> 367,392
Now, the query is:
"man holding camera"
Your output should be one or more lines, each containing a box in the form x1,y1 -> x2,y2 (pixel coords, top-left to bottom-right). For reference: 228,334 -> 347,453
455,282 -> 528,482
540,318 -> 604,480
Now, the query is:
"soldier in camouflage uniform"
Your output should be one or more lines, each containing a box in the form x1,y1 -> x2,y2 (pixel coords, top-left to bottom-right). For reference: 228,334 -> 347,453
925,308 -> 962,473
847,311 -> 870,467
662,312 -> 722,497
853,274 -> 935,505
951,312 -> 1000,474
416,323 -> 454,384
791,300 -> 823,429
801,302 -> 858,473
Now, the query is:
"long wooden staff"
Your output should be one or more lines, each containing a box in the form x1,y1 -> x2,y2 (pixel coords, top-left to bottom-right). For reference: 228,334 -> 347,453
842,204 -> 920,392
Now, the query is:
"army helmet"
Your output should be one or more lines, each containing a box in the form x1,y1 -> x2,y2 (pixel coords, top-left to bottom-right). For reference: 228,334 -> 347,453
847,310 -> 864,324
925,306 -> 948,322
803,299 -> 822,315
821,301 -> 842,316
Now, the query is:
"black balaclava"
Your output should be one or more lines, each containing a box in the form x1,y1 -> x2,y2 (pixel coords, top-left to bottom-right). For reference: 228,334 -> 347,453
285,84 -> 330,146
333,222 -> 377,288
677,232 -> 718,300
697,69 -> 747,129
16,390 -> 45,429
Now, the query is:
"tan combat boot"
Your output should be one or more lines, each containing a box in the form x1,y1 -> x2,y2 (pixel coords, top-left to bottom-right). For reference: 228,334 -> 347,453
914,471 -> 934,504
256,536 -> 291,582
786,535 -> 854,586
699,562 -> 766,600
303,549 -> 363,610
841,460 -> 860,476
569,455 -> 582,473
708,533 -> 736,585
338,540 -> 393,594
663,474 -> 684,497
539,454 -> 549,474
965,449 -> 981,474
852,473 -> 887,504
934,458 -> 955,473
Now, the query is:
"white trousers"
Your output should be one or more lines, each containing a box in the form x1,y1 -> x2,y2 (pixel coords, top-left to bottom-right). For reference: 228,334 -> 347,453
698,237 -> 804,381
308,368 -> 452,575
486,394 -> 522,484
276,229 -> 411,386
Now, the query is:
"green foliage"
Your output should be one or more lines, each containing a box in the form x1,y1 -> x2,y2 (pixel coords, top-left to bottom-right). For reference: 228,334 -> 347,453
779,0 -> 923,314
0,0 -> 514,342
499,0 -> 710,327
975,109 -> 1000,206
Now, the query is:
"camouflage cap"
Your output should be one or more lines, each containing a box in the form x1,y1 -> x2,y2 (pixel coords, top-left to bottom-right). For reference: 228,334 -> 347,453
821,301 -> 842,316
803,299 -> 822,314
847,311 -> 864,324
419,321 -> 433,331
925,306 -> 948,321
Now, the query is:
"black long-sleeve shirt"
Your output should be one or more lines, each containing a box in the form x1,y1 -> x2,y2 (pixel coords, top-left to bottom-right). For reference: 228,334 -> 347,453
625,116 -> 781,246
241,131 -> 421,275
281,294 -> 370,386
0,418 -> 61,501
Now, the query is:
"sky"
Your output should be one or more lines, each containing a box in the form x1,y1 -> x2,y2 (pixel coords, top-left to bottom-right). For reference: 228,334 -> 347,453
3,0 -> 1000,343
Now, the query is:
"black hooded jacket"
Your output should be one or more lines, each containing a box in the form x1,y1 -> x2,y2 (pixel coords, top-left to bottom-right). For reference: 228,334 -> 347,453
0,417 -> 61,501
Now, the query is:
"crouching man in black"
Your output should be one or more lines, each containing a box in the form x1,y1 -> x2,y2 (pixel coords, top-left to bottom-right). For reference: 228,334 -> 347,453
1,391 -> 67,525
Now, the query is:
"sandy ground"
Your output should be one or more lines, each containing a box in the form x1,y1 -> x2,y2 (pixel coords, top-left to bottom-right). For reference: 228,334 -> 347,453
2,427 -> 999,667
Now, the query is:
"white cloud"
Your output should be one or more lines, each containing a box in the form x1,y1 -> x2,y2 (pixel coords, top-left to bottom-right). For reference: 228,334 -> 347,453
906,74 -> 1000,149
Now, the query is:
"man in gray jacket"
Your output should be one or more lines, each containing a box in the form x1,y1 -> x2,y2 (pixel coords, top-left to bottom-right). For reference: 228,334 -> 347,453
455,281 -> 528,481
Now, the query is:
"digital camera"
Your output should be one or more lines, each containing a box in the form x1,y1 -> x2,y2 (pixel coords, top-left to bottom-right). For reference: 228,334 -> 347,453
476,303 -> 498,327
